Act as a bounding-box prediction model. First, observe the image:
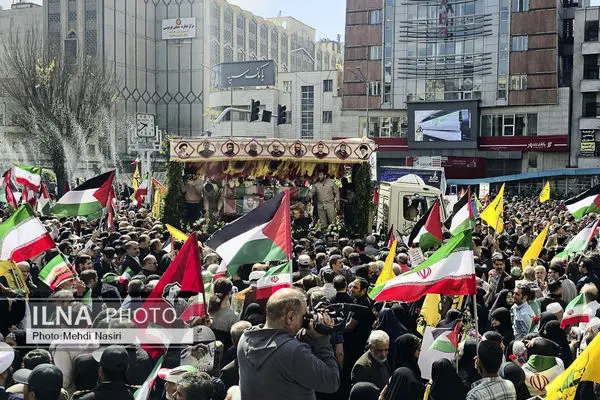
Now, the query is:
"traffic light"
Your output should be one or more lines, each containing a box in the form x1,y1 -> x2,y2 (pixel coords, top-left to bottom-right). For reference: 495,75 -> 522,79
262,110 -> 272,122
250,99 -> 260,122
277,104 -> 287,125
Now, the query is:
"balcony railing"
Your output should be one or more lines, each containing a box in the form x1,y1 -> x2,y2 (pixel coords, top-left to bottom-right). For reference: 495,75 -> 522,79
583,102 -> 600,118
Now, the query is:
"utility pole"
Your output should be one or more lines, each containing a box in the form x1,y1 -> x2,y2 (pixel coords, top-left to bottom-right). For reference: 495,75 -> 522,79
356,66 -> 369,137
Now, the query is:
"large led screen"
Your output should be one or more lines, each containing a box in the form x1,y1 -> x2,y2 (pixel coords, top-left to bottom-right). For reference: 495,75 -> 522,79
414,109 -> 471,142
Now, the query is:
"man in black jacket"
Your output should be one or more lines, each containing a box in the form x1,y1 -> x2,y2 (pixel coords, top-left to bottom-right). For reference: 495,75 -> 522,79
351,330 -> 392,390
121,241 -> 141,275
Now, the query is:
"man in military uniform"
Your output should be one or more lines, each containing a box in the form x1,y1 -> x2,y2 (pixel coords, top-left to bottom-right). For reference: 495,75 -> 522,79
73,345 -> 137,400
311,171 -> 339,227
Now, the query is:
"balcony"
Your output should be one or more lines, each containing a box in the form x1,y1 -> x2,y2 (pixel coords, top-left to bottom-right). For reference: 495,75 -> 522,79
582,42 -> 600,55
583,102 -> 600,118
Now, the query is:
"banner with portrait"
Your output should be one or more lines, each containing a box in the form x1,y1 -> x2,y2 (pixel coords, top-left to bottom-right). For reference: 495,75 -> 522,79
170,138 -> 376,163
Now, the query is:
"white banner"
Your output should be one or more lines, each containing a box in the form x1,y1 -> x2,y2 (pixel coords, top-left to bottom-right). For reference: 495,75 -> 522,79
162,18 -> 197,40
26,328 -> 194,345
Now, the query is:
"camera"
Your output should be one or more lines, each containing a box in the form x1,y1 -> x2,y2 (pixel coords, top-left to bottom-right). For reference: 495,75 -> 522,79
302,301 -> 370,335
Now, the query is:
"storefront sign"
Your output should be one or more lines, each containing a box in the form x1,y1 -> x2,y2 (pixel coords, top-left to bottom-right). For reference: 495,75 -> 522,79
162,18 -> 196,40
212,60 -> 276,88
479,135 -> 568,152
170,138 -> 376,163
580,129 -> 596,157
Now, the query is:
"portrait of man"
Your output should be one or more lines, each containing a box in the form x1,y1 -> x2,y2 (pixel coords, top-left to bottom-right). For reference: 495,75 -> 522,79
268,141 -> 285,157
290,141 -> 306,158
222,141 -> 238,157
312,141 -> 329,159
334,142 -> 350,160
198,141 -> 215,158
175,142 -> 192,159
245,140 -> 263,157
243,196 -> 260,213
357,144 -> 370,159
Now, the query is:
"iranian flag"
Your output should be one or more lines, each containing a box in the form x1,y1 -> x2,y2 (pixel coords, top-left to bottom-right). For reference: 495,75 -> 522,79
38,254 -> 77,290
205,190 -> 292,267
430,321 -> 461,353
20,186 -> 36,209
51,170 -> 115,216
0,204 -> 56,262
408,199 -> 443,251
133,174 -> 149,207
13,165 -> 42,191
370,230 -> 476,302
445,187 -> 475,235
37,184 -> 52,216
561,293 -> 590,328
134,355 -> 164,400
256,262 -> 292,299
553,219 -> 600,260
2,169 -> 19,208
565,184 -> 600,219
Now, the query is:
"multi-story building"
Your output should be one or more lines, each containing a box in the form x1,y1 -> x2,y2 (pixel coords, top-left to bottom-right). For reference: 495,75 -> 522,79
342,0 -> 577,179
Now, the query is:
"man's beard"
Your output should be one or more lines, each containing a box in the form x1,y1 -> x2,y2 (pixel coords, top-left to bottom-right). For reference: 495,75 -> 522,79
370,352 -> 387,363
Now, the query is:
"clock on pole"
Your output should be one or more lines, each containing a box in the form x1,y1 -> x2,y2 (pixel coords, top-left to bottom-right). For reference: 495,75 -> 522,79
136,113 -> 156,138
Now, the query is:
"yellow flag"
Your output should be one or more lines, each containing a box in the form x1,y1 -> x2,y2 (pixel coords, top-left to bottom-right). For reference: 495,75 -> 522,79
375,240 -> 397,287
166,224 -> 189,242
539,181 -> 550,203
0,260 -> 29,297
545,332 -> 600,399
521,222 -> 549,268
480,183 -> 505,233
152,190 -> 162,220
132,162 -> 140,191
419,294 -> 442,330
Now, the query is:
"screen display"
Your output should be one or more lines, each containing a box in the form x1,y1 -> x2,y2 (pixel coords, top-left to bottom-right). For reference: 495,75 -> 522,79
414,109 -> 471,142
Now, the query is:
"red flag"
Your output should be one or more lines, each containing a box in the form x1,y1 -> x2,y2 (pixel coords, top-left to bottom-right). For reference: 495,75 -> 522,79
21,186 -> 37,209
373,187 -> 379,206
387,224 -> 396,249
2,169 -> 18,208
64,182 -> 71,193
107,186 -> 115,232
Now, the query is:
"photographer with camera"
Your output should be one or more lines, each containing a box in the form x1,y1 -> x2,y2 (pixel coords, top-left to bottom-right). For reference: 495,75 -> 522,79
237,288 -> 340,400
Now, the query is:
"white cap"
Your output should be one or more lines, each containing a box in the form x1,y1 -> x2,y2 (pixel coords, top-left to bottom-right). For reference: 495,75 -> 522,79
546,302 -> 563,314
0,342 -> 15,374
298,254 -> 311,266
248,271 -> 266,282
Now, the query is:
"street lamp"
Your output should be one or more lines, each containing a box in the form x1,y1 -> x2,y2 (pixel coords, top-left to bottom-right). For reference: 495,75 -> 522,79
355,66 -> 369,137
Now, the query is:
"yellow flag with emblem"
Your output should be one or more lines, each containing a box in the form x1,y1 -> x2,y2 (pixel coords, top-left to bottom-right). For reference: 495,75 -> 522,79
545,331 -> 600,399
166,224 -> 189,242
369,240 -> 397,299
132,161 -> 140,191
480,183 -> 505,233
0,260 -> 29,297
521,222 -> 549,268
539,181 -> 550,203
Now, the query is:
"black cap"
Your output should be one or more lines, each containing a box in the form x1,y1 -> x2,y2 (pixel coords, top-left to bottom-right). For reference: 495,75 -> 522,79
27,364 -> 63,397
99,345 -> 129,372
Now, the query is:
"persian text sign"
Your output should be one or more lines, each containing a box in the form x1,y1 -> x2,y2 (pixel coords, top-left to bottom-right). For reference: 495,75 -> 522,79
479,135 -> 568,152
170,138 -> 377,163
162,18 -> 196,40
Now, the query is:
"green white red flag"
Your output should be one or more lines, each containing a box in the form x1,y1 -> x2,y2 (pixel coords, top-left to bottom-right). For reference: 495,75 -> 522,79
13,165 -> 42,191
430,320 -> 461,353
256,262 -> 292,299
37,184 -> 52,216
0,204 -> 55,262
561,293 -> 590,328
38,253 -> 77,290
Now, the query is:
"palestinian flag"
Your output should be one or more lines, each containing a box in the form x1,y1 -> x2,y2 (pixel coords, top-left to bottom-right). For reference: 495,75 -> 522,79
445,187 -> 475,235
13,165 -> 42,191
2,169 -> 19,208
0,204 -> 55,262
134,355 -> 164,400
561,293 -> 590,328
431,321 -> 461,353
522,355 -> 564,396
408,199 -> 443,251
133,174 -> 149,207
37,184 -> 52,216
553,219 -> 600,260
38,254 -> 77,290
565,184 -> 600,219
205,190 -> 292,266
256,262 -> 292,299
371,230 -> 475,302
81,288 -> 92,306
51,170 -> 115,216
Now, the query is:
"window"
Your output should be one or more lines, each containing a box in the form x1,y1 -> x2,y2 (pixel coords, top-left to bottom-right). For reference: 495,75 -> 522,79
323,111 -> 333,123
301,86 -> 314,139
369,9 -> 382,24
283,80 -> 292,93
528,153 -> 538,169
0,103 -> 5,126
368,81 -> 381,96
512,36 -> 528,51
513,0 -> 529,12
482,113 -> 537,136
369,46 -> 382,60
286,111 -> 292,124
510,75 -> 527,90
323,79 -> 333,92
503,115 -> 515,136
585,21 -> 599,42
88,144 -> 96,155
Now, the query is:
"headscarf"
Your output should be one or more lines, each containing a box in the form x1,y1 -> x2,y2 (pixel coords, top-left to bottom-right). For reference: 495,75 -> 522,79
542,320 -> 573,368
490,307 -> 515,349
429,359 -> 468,400
458,339 -> 481,387
375,308 -> 407,345
490,289 -> 511,316
538,311 -> 558,334
241,303 -> 265,326
392,334 -> 422,378
384,367 -> 425,400
349,382 -> 380,400
392,303 -> 416,334
437,309 -> 462,329
528,337 -> 560,358
498,362 -> 531,400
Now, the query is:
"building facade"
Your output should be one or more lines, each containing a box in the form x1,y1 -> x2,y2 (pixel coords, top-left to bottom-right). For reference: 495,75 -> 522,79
342,0 -> 577,179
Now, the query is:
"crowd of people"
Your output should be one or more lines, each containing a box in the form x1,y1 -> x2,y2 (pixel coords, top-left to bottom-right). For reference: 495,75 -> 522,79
1,193 -> 600,400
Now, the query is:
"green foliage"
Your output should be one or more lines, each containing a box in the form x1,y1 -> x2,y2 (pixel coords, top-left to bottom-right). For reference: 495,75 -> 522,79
41,168 -> 56,184
354,163 -> 374,237
161,161 -> 185,227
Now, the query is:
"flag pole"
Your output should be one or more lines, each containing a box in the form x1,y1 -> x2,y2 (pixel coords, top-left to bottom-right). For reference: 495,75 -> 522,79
473,294 -> 480,351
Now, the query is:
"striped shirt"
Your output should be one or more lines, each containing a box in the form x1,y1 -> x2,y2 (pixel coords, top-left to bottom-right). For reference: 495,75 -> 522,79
466,377 -> 516,400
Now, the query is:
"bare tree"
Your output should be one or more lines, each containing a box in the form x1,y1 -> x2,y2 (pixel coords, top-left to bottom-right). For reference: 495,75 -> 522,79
0,29 -> 118,195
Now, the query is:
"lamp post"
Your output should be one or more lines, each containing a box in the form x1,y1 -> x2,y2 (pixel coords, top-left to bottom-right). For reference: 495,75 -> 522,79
355,66 -> 369,137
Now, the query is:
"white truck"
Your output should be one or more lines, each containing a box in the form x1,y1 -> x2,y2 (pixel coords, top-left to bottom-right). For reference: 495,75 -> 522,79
376,173 -> 450,237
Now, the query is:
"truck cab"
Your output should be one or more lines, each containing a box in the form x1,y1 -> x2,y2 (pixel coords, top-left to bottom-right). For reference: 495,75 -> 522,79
376,174 -> 447,237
